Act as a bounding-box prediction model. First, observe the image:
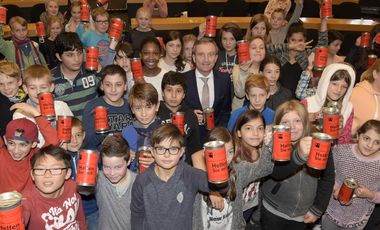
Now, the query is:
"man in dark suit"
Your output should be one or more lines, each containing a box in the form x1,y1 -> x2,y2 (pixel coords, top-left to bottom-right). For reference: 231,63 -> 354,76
184,38 -> 232,143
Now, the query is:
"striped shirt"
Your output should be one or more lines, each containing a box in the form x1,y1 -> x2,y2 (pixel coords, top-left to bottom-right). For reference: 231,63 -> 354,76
51,64 -> 100,120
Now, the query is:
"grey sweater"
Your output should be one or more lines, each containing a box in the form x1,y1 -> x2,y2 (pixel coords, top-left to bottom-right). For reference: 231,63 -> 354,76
192,144 -> 274,230
96,170 -> 137,230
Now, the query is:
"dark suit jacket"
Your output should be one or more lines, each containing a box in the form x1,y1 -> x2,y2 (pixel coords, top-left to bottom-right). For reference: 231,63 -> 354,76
184,69 -> 232,143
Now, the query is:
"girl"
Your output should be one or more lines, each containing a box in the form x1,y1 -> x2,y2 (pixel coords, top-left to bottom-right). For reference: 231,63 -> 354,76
64,1 -> 81,33
182,34 -> 196,69
232,36 -> 266,110
39,0 -> 64,27
302,63 -> 355,144
158,31 -> 191,73
215,23 -> 243,75
322,119 -> 380,230
40,15 -> 63,69
245,14 -> 271,43
260,55 -> 292,110
350,60 -> 380,134
261,100 -> 335,230
192,111 -> 273,230
140,36 -> 168,100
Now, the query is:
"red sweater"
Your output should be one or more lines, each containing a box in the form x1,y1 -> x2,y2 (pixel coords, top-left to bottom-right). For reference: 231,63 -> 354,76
22,180 -> 87,230
0,116 -> 59,193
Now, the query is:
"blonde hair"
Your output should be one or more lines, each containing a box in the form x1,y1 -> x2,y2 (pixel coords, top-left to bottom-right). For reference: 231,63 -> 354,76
91,7 -> 109,21
0,61 -> 21,80
47,15 -> 63,36
136,7 -> 152,18
23,65 -> 52,85
45,0 -> 59,8
360,59 -> 380,82
245,74 -> 270,94
9,16 -> 27,30
182,34 -> 196,44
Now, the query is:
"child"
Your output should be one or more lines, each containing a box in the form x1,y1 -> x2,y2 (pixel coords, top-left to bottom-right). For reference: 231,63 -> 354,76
22,145 -> 86,229
80,7 -> 110,64
264,0 -> 292,19
82,64 -> 133,150
192,113 -> 273,229
65,1 -> 81,32
130,123 -> 226,229
140,36 -> 168,100
0,106 -> 59,193
0,16 -> 47,73
122,83 -> 160,171
39,0 -> 64,27
302,63 -> 355,144
182,34 -> 196,69
245,14 -> 271,43
228,74 -> 274,131
158,71 -> 201,165
215,23 -> 242,75
261,100 -> 335,229
322,119 -> 380,229
129,7 -> 156,54
40,15 -> 64,69
13,64 -> 73,147
96,134 -> 137,229
269,0 -> 303,44
158,31 -> 191,73
261,55 -> 292,110
232,36 -> 266,110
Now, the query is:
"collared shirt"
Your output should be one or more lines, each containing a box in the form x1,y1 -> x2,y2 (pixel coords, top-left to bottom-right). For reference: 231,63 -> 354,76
195,69 -> 215,108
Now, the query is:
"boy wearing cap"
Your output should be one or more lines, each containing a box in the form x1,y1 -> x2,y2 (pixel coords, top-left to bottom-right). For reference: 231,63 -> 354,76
0,104 -> 59,193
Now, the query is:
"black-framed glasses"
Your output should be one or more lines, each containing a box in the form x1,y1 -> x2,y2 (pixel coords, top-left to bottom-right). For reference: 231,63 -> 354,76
154,146 -> 181,155
32,168 -> 68,176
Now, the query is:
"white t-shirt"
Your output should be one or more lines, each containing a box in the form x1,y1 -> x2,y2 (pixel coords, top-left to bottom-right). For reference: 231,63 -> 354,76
201,197 -> 233,230
158,58 -> 192,73
144,69 -> 168,101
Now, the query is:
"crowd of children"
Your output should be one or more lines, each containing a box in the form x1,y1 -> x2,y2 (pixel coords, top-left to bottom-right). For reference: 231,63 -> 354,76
0,0 -> 379,229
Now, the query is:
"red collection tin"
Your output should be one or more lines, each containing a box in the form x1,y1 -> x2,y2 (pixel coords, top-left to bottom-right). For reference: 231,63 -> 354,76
138,146 -> 152,173
0,7 -> 7,25
323,107 -> 340,139
80,4 -> 90,24
204,141 -> 229,184
375,33 -> 380,45
156,36 -> 165,51
360,32 -> 371,48
338,178 -> 358,205
79,0 -> 88,4
38,92 -> 55,121
272,125 -> 291,161
314,46 -> 328,70
130,58 -> 144,80
76,150 -> 99,186
109,18 -> 123,40
0,192 -> 24,230
205,16 -> 217,38
171,112 -> 185,135
57,116 -> 73,142
204,108 -> 215,130
307,133 -> 332,170
85,47 -> 99,71
96,0 -> 108,7
367,54 -> 377,69
237,40 -> 250,63
321,0 -> 332,18
35,21 -> 46,38
94,106 -> 109,133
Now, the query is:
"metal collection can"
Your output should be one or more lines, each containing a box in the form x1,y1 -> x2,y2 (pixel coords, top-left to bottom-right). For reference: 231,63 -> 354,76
171,112 -> 185,135
77,150 -> 99,186
85,47 -> 99,71
204,108 -> 215,130
38,92 -> 56,121
109,18 -> 123,40
57,116 -> 73,142
0,192 -> 24,230
314,46 -> 328,70
80,4 -> 90,23
323,107 -> 340,139
94,106 -> 109,133
130,58 -> 144,80
96,0 -> 108,7
320,0 -> 332,18
327,101 -> 342,110
272,125 -> 291,161
0,7 -> 7,25
79,0 -> 88,4
338,178 -> 358,205
36,21 -> 46,43
237,40 -> 250,63
204,141 -> 229,184
137,146 -> 152,173
307,132 -> 332,170
205,15 -> 217,38
375,32 -> 380,45
156,36 -> 165,51
360,32 -> 371,48
367,54 -> 377,69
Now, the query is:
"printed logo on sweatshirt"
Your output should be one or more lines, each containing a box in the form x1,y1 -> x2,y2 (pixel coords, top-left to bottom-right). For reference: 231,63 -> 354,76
108,114 -> 133,131
177,192 -> 184,203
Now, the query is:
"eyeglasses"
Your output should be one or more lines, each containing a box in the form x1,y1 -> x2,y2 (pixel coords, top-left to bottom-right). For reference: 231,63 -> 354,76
32,168 -> 68,176
154,146 -> 181,155
95,20 -> 109,24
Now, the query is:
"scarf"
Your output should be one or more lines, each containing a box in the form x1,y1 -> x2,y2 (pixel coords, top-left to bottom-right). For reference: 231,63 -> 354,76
12,36 -> 43,73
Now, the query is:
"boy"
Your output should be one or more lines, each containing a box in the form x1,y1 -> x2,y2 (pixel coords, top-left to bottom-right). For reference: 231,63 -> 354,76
0,104 -> 59,193
39,0 -> 64,28
22,145 -> 86,229
0,16 -> 47,72
82,65 -> 133,150
80,7 -> 110,63
227,74 -> 274,131
122,83 -> 160,171
158,71 -> 201,165
13,64 -> 73,147
52,32 -> 100,120
131,123 -> 223,229
96,134 -> 137,229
